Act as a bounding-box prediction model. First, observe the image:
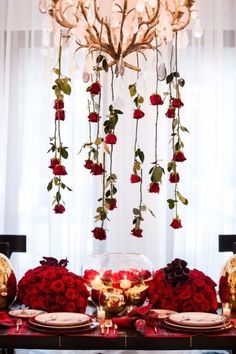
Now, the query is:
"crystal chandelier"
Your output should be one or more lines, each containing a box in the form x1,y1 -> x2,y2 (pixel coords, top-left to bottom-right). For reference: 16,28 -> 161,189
40,0 -> 197,74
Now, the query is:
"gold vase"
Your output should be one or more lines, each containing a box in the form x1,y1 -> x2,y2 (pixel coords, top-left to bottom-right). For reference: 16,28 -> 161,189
219,254 -> 236,312
0,253 -> 17,309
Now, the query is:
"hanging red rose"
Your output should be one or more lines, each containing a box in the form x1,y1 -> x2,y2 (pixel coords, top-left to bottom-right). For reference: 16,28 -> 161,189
130,174 -> 142,183
88,112 -> 99,122
104,133 -> 117,145
90,163 -> 105,175
170,217 -> 182,229
165,107 -> 175,118
53,204 -> 65,214
169,172 -> 180,183
84,159 -> 93,169
92,227 -> 107,240
131,228 -> 143,238
172,98 -> 184,108
17,257 -> 89,313
148,182 -> 160,193
173,151 -> 186,162
49,158 -> 60,169
133,109 -> 145,119
55,109 -> 65,121
87,82 -> 101,95
54,99 -> 64,109
53,164 -> 68,176
149,93 -> 164,105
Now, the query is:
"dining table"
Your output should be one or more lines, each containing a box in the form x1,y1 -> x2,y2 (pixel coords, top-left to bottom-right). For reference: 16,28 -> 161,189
0,310 -> 236,354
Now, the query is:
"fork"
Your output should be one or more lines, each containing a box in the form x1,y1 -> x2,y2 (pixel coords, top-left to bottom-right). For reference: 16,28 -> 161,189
104,319 -> 113,335
16,318 -> 22,333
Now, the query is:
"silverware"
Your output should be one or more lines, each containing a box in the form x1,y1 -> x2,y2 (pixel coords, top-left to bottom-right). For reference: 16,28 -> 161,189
104,319 -> 113,335
113,323 -> 118,334
16,318 -> 22,333
100,323 -> 105,335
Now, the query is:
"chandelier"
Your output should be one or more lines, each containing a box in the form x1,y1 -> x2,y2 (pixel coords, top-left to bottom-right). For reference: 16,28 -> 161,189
40,0 -> 197,74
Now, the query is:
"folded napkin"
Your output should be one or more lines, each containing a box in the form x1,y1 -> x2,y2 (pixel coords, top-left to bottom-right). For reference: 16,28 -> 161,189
112,304 -> 160,334
0,311 -> 16,327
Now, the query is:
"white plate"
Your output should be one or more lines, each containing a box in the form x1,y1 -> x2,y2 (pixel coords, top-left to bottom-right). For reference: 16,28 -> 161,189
34,312 -> 91,327
9,309 -> 46,318
29,317 -> 92,330
168,312 -> 226,327
151,309 -> 177,319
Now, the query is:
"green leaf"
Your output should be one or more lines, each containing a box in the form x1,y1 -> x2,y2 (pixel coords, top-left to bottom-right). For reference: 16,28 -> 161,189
53,68 -> 60,75
138,95 -> 144,104
166,73 -> 174,84
176,192 -> 188,205
134,96 -> 139,107
47,180 -> 53,191
114,109 -> 123,114
178,78 -> 185,87
60,147 -> 69,159
148,208 -> 156,218
180,126 -> 190,133
96,54 -> 103,63
152,166 -> 163,182
56,191 -> 61,203
175,141 -> 181,151
102,59 -> 109,72
172,71 -> 180,77
128,84 -> 137,97
67,186 -> 72,191
167,199 -> 175,209
105,190 -> 111,198
55,78 -> 71,95
136,148 -> 145,163
140,205 -> 146,211
133,208 -> 141,216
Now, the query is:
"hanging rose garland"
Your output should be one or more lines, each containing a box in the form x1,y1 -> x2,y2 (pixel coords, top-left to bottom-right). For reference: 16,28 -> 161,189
47,34 -> 72,214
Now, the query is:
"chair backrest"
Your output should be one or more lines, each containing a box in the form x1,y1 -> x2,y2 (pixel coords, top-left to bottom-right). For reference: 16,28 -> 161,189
0,235 -> 26,258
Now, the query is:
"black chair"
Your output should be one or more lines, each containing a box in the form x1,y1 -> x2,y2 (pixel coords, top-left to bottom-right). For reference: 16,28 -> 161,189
0,235 -> 26,258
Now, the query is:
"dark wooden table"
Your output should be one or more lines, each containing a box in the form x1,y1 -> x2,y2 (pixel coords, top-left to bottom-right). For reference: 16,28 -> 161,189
0,319 -> 236,353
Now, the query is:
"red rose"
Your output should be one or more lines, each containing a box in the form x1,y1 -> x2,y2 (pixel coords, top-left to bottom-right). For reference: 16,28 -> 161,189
130,174 -> 141,183
131,228 -> 143,237
133,109 -> 145,119
173,151 -> 186,162
55,109 -> 65,121
104,133 -> 117,145
150,94 -> 164,105
105,198 -> 117,210
51,279 -> 65,293
92,227 -> 107,240
170,218 -> 182,229
172,98 -> 184,108
84,159 -> 93,169
165,107 -> 175,118
87,82 -> 101,95
65,287 -> 78,300
65,301 -> 76,312
53,164 -> 67,176
54,204 -> 65,214
49,158 -> 60,169
88,112 -> 99,122
54,99 -> 64,109
149,182 -> 160,193
169,172 -> 180,183
90,163 -> 105,175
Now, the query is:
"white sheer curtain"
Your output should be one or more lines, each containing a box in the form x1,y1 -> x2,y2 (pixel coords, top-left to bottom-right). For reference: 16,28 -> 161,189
1,0 -> 236,286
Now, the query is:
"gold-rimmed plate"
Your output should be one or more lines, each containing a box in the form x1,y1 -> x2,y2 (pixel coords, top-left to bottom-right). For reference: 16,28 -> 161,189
28,318 -> 99,333
34,312 -> 91,327
9,309 -> 46,318
168,312 -> 226,327
163,317 -> 233,332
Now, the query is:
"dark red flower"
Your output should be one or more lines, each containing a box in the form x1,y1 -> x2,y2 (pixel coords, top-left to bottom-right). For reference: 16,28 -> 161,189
133,109 -> 145,119
92,227 -> 107,240
165,107 -> 175,118
49,158 -> 60,169
104,133 -> 117,145
90,163 -> 105,175
55,109 -> 65,121
87,82 -> 101,95
84,159 -> 93,169
172,98 -> 184,108
131,228 -> 143,238
54,204 -> 65,214
130,174 -> 141,183
149,183 -> 160,193
51,279 -> 65,293
53,164 -> 68,176
169,172 -> 180,183
54,99 -> 64,109
170,218 -> 182,229
88,112 -> 99,122
173,151 -> 186,162
150,94 -> 164,106
105,198 -> 117,210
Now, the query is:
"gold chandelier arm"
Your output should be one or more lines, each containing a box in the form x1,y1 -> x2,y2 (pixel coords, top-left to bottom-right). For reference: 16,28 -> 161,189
52,0 -> 76,29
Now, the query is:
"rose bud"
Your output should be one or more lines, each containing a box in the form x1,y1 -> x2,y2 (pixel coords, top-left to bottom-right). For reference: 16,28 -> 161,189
49,158 -> 60,169
131,228 -> 143,238
149,182 -> 160,193
105,198 -> 117,210
54,99 -> 64,109
104,133 -> 117,145
135,319 -> 146,335
130,174 -> 142,183
150,93 -> 164,106
90,163 -> 105,175
165,107 -> 175,118
53,164 -> 68,176
55,109 -> 65,121
170,218 -> 182,229
169,172 -> 180,183
172,98 -> 184,108
92,227 -> 107,240
54,203 -> 65,214
133,109 -> 145,119
173,151 -> 186,162
88,112 -> 99,122
87,82 -> 101,95
84,159 -> 93,169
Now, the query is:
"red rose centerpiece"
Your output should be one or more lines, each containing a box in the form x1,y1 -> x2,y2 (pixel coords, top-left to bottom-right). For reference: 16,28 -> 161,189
17,257 -> 89,313
148,258 -> 218,313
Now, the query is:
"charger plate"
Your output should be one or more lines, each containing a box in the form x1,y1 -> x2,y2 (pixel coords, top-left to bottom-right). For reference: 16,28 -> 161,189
151,309 -> 176,319
9,309 -> 46,318
28,318 -> 99,333
163,317 -> 233,333
34,312 -> 90,327
168,312 -> 226,327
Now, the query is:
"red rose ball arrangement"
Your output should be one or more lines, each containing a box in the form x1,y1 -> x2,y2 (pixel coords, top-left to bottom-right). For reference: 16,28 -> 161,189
17,257 -> 89,313
148,258 -> 218,313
